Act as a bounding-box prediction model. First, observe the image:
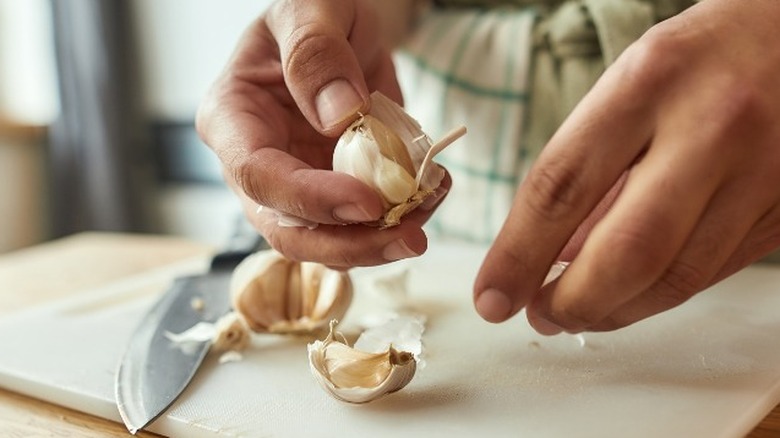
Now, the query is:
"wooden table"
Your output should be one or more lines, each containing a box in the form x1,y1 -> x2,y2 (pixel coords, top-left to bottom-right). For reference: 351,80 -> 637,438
0,232 -> 778,437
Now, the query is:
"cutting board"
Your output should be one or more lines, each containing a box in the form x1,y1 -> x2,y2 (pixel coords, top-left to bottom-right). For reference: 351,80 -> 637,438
1,242 -> 780,438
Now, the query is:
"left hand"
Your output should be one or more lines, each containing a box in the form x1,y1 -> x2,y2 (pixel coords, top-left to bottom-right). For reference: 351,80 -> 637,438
473,0 -> 780,334
196,0 -> 446,269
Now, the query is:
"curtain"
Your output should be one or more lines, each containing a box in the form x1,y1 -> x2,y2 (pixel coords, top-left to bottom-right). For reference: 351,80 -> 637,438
48,0 -> 151,236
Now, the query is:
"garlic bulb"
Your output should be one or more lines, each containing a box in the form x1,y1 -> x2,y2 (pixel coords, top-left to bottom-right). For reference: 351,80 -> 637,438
231,250 -> 353,334
333,91 -> 466,228
308,320 -> 417,404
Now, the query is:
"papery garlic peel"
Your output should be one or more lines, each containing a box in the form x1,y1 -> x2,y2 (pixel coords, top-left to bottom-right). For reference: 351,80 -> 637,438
164,312 -> 251,356
212,312 -> 252,352
332,91 -> 465,228
308,321 -> 417,404
230,250 -> 353,334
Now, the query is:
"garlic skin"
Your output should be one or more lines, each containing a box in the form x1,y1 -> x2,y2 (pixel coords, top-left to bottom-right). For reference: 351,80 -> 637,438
308,321 -> 417,404
163,312 -> 251,358
230,250 -> 353,335
333,91 -> 464,228
212,312 -> 251,352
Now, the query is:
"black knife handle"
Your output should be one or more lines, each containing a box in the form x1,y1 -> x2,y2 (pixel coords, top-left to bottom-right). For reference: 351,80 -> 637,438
209,215 -> 268,272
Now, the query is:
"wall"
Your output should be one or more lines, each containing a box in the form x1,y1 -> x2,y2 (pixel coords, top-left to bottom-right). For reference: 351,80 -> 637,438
132,0 -> 274,120
0,129 -> 48,252
0,0 -> 59,124
0,0 -> 58,252
131,0 -> 274,246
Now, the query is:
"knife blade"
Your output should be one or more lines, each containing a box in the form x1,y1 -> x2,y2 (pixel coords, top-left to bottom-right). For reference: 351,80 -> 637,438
115,220 -> 266,434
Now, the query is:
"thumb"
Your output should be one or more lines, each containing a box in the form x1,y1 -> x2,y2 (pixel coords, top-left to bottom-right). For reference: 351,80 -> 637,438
266,0 -> 381,136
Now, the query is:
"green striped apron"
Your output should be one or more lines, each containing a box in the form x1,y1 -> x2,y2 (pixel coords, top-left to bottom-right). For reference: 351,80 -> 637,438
395,0 -> 693,244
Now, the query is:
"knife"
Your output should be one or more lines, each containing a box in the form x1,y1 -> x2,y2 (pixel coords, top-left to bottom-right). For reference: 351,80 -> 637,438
115,219 -> 267,434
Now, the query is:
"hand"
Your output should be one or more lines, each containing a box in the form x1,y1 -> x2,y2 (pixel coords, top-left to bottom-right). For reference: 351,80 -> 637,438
197,0 -> 447,268
474,0 -> 780,334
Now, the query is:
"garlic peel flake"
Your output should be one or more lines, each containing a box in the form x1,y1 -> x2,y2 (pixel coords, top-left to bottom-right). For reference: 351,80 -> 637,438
354,314 -> 425,359
164,311 -> 251,355
257,206 -> 319,230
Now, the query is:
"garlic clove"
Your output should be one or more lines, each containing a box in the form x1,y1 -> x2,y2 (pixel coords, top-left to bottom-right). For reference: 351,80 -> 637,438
231,250 -> 353,334
303,263 -> 353,325
367,92 -> 444,193
332,91 -> 466,228
360,114 -> 416,177
308,320 -> 419,404
230,251 -> 293,332
333,121 -> 418,207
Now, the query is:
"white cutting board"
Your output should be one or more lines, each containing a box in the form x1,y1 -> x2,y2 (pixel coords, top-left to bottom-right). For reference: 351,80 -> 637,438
1,242 -> 780,438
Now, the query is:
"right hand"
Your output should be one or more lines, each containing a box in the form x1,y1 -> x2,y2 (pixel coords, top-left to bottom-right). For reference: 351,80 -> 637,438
196,0 -> 450,268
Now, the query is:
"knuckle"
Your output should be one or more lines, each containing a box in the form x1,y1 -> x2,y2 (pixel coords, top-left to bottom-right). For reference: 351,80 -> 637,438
706,81 -> 766,142
262,227 -> 309,264
268,234 -> 299,262
283,24 -> 340,83
607,221 -> 673,277
194,87 -> 230,152
328,248 -> 360,268
260,226 -> 285,254
651,259 -> 709,306
523,163 -> 587,222
618,25 -> 684,100
281,178 -> 311,219
194,102 -> 212,143
590,315 -> 629,332
232,156 -> 264,205
554,304 -> 603,331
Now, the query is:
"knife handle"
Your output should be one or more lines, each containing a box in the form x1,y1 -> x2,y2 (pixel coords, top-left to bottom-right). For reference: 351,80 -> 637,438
209,215 -> 268,272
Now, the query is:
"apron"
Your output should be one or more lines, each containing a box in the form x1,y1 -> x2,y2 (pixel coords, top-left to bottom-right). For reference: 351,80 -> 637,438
394,0 -> 694,244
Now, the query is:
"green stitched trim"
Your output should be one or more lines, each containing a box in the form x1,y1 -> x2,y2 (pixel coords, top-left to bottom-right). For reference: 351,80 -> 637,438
406,13 -> 462,92
436,156 -> 519,183
420,14 -> 459,58
440,11 -> 484,129
484,11 -> 526,239
428,12 -> 483,236
398,50 -> 530,102
428,226 -> 496,245
429,213 -> 445,236
515,10 -> 539,168
404,9 -> 536,241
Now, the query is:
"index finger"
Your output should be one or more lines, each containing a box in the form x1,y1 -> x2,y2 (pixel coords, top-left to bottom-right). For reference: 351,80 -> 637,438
201,100 -> 385,225
473,54 -> 657,323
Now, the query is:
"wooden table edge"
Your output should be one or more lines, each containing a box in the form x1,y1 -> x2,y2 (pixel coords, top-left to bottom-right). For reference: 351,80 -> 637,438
0,232 -> 777,437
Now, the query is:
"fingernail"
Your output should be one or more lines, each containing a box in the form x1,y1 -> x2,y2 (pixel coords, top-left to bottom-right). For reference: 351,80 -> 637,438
383,239 -> 419,261
419,186 -> 448,211
475,288 -> 513,323
315,79 -> 364,129
529,316 -> 564,336
333,203 -> 374,223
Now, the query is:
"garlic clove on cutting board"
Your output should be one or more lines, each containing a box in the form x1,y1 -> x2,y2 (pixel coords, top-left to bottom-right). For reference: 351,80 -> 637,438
231,250 -> 353,335
308,319 -> 420,404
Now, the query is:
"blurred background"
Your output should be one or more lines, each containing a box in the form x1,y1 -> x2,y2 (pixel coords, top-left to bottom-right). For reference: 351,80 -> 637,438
0,0 -> 276,253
